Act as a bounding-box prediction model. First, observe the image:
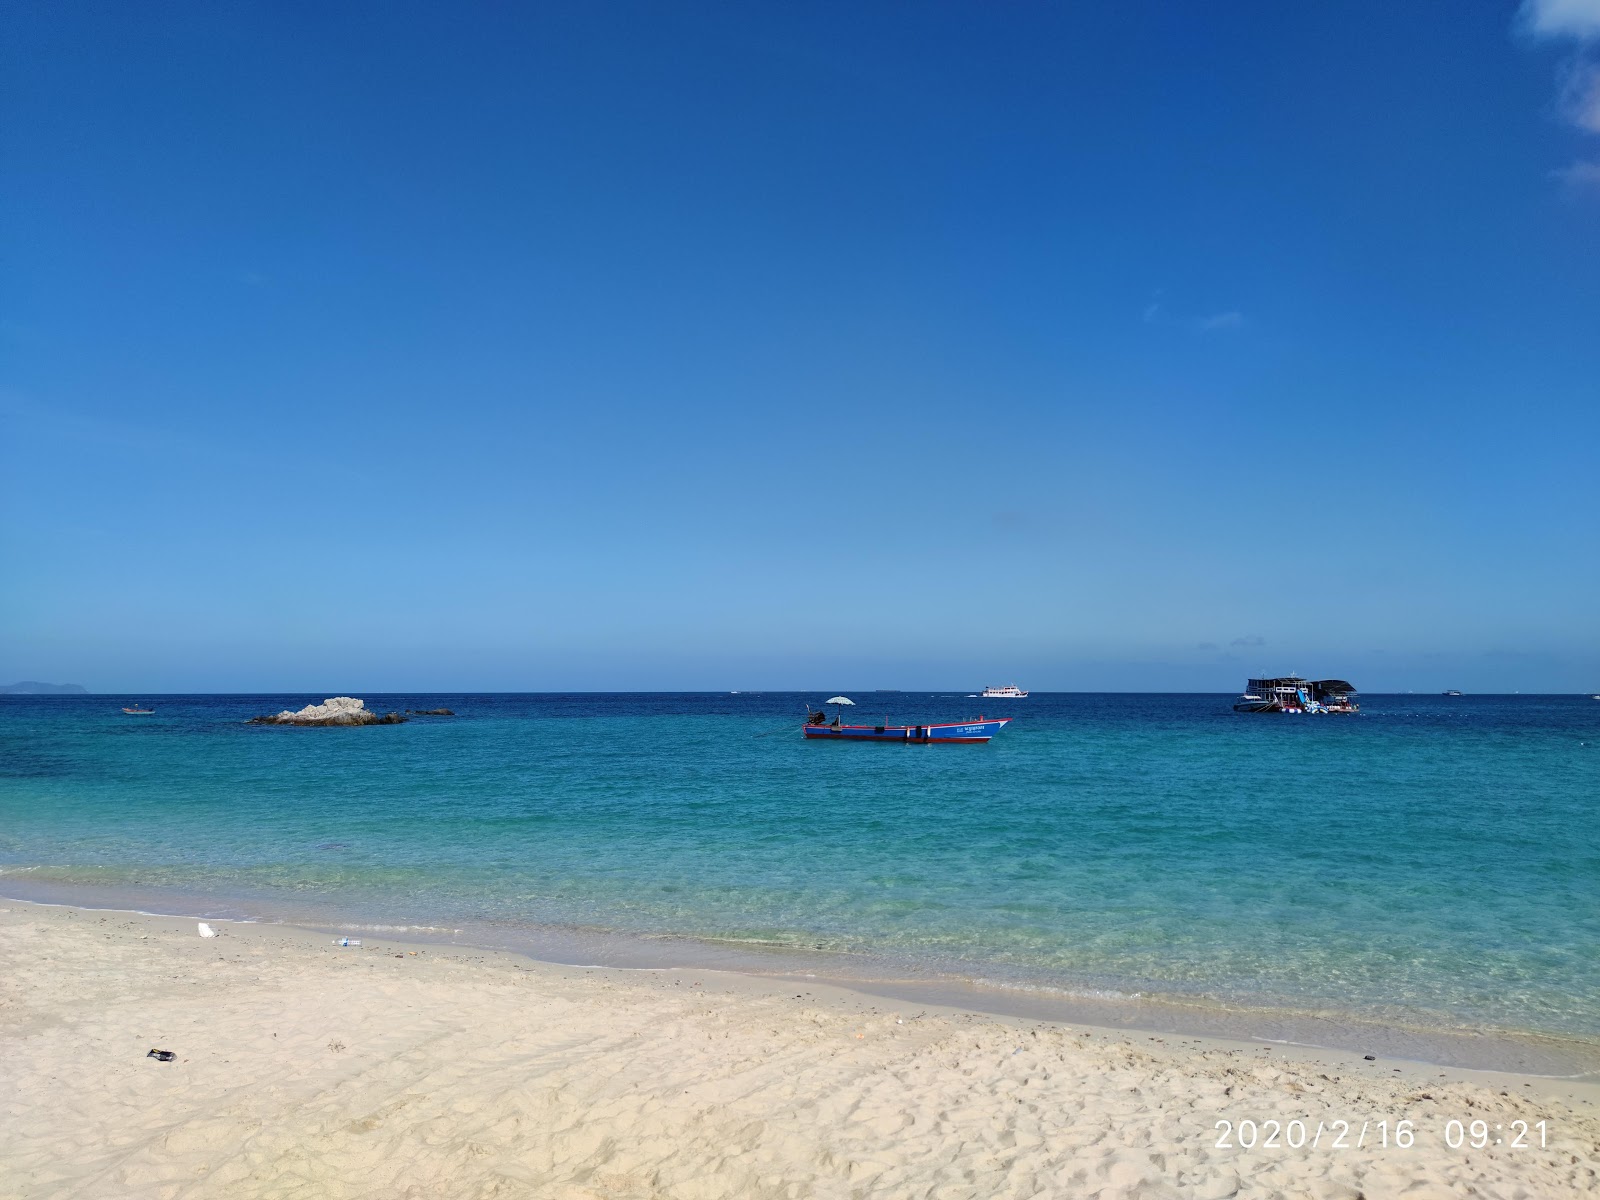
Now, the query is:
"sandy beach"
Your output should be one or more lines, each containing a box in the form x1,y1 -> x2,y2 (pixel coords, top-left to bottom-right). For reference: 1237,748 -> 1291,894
1,901 -> 1596,1199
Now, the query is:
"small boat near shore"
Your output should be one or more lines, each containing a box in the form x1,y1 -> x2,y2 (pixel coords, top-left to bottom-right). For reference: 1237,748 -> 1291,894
1233,677 -> 1358,714
979,684 -> 1028,698
122,704 -> 154,715
805,701 -> 1009,743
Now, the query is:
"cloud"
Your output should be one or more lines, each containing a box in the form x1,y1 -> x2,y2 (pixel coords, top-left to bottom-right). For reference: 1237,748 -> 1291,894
1553,158 -> 1600,187
1516,2 -> 1600,186
1560,60 -> 1600,131
1141,296 -> 1246,333
1520,0 -> 1600,39
1230,635 -> 1265,648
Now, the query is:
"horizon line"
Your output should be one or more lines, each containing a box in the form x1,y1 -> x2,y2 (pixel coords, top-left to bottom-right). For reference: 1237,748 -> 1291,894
3,689 -> 1586,698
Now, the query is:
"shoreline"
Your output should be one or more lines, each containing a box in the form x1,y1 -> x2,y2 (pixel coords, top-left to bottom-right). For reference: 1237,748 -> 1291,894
7,876 -> 1599,1082
3,897 -> 1598,1198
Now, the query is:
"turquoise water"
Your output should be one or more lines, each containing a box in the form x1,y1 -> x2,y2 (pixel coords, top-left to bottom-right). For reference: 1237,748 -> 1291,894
3,692 -> 1598,1049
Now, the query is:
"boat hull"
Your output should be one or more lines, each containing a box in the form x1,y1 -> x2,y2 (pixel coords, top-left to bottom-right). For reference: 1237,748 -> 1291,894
804,718 -> 1010,744
1232,698 -> 1278,713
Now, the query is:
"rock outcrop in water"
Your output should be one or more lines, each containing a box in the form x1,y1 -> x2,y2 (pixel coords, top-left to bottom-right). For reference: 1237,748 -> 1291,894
249,697 -> 406,726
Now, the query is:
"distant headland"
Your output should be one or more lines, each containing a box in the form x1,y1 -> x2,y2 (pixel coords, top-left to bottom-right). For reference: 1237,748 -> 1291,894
1,681 -> 88,695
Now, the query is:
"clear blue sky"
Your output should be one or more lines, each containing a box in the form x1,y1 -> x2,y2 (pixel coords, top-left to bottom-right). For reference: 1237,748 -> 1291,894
3,1 -> 1597,693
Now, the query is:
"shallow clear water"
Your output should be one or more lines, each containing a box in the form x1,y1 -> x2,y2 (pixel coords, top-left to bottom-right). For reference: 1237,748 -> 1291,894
3,692 -> 1597,1045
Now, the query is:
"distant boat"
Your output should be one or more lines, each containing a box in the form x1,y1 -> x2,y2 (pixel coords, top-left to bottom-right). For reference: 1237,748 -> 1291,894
804,704 -> 1010,743
980,684 -> 1029,698
1233,676 -> 1358,714
122,704 -> 154,715
1443,690 -> 1463,697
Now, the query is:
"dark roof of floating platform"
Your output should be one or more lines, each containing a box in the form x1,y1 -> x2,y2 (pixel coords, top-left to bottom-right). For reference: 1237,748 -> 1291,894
1247,676 -> 1357,693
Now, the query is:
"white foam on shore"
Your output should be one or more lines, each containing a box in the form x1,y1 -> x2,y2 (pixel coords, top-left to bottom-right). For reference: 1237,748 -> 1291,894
0,893 -> 262,923
333,922 -> 465,935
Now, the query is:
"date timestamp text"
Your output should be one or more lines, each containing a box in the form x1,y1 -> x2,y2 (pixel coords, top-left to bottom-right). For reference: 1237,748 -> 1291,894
1213,1118 -> 1548,1151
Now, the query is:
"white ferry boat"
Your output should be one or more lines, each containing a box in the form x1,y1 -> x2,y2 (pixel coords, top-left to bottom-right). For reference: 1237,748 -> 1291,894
979,684 -> 1028,698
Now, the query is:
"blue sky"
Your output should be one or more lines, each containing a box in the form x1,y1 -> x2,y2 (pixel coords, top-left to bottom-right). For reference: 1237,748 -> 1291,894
2,1 -> 1597,693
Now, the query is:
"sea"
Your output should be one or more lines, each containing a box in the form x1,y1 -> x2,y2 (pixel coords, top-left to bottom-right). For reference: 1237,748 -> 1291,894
3,691 -> 1597,1075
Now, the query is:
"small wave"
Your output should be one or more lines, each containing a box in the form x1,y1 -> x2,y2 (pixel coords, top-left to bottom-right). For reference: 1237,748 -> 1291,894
0,894 -> 260,923
968,976 -> 1145,1003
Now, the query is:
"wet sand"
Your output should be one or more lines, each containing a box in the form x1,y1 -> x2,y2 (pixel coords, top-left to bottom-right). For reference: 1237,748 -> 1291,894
2,900 -> 1597,1199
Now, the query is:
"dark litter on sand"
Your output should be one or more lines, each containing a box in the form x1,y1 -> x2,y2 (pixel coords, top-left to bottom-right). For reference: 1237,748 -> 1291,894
147,1049 -> 175,1062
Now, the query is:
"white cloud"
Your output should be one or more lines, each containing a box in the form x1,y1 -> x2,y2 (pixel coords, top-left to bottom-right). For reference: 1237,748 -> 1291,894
1141,296 -> 1245,332
1560,61 -> 1600,131
1518,2 -> 1600,189
1553,158 -> 1600,187
1521,0 -> 1600,39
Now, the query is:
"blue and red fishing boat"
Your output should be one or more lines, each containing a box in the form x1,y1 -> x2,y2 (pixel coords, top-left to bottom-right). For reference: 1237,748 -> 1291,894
804,700 -> 1010,744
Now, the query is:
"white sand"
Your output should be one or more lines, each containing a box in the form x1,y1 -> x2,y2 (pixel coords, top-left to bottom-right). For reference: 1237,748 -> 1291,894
1,901 -> 1596,1199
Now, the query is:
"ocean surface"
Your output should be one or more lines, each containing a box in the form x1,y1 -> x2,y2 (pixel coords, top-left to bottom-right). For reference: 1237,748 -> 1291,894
4,692 -> 1598,1069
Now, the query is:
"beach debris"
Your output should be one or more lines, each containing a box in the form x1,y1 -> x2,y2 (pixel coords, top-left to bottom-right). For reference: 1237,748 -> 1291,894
333,937 -> 362,947
146,1049 -> 175,1062
248,697 -> 407,726
1363,1054 -> 1376,1061
197,922 -> 218,938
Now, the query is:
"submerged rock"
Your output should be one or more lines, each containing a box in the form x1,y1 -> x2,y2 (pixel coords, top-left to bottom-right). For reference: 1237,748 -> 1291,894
405,708 -> 455,716
249,697 -> 407,726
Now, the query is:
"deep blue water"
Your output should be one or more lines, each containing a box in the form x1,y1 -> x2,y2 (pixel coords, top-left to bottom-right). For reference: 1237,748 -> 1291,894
2,692 -> 1597,1043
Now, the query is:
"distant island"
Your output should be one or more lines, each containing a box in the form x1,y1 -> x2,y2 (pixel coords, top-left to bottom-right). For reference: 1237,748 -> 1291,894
1,681 -> 88,695
249,696 -> 405,726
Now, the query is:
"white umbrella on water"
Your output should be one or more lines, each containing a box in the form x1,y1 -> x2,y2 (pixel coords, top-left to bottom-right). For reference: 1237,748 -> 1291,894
826,696 -> 855,705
